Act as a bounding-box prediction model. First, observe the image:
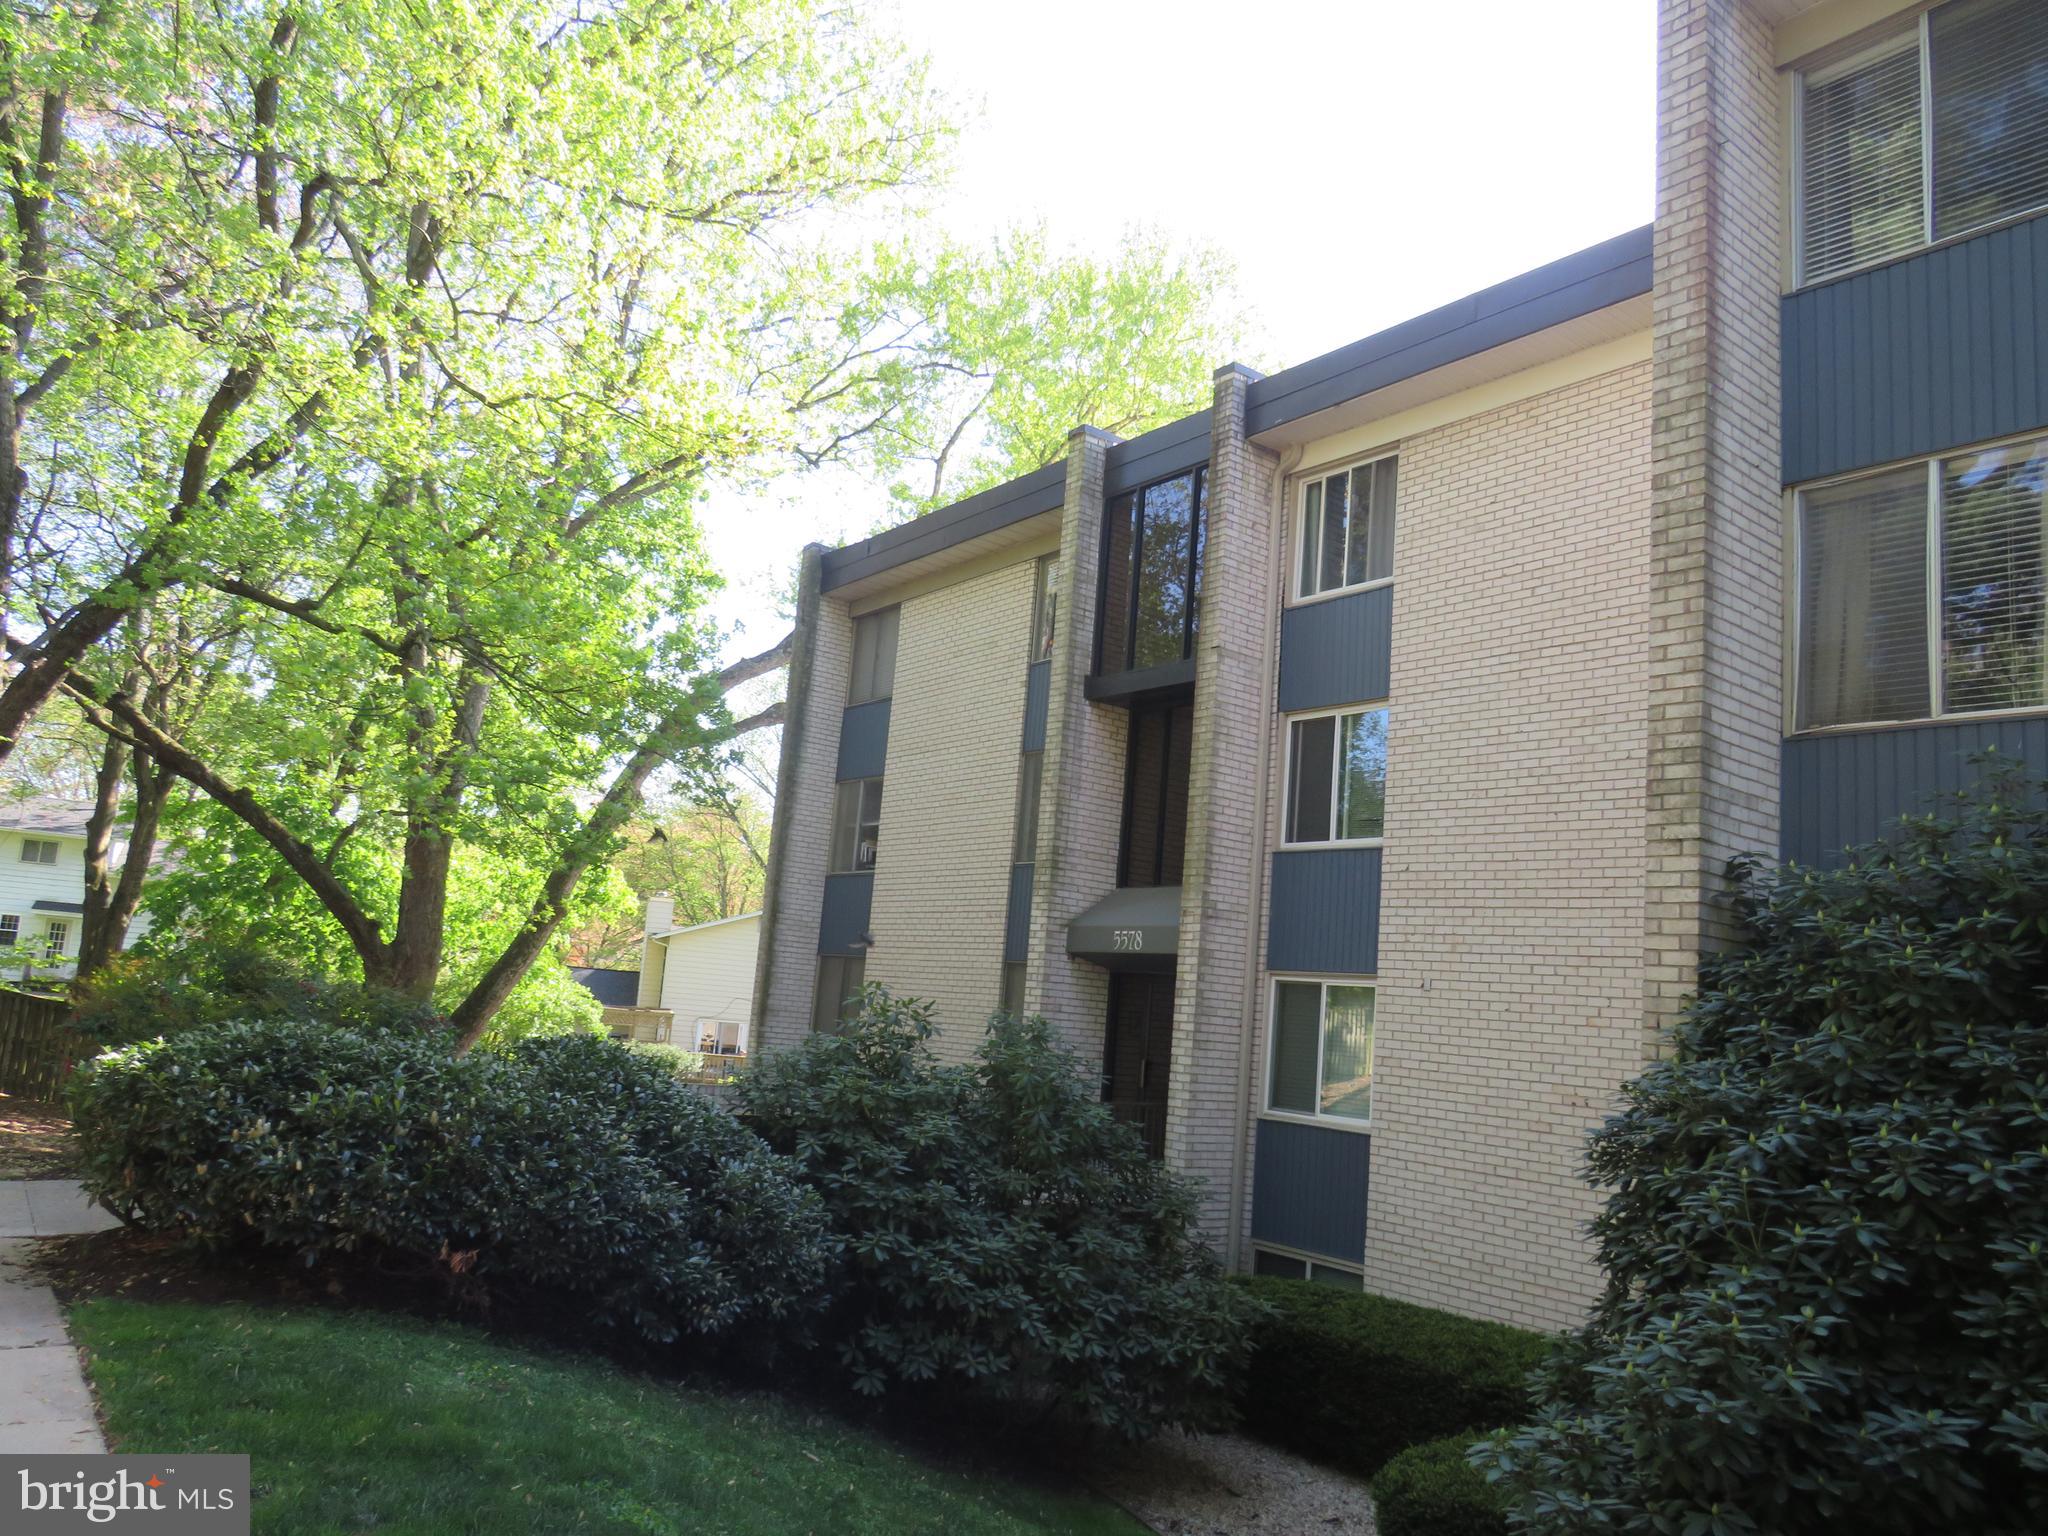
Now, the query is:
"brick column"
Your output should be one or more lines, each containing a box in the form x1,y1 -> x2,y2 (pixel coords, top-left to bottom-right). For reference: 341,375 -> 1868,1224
1022,426 -> 1126,1065
1167,365 -> 1278,1243
1646,0 -> 1784,1045
751,543 -> 854,1054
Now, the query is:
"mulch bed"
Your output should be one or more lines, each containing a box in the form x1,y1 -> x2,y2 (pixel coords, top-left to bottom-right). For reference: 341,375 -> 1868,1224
0,1091 -> 84,1179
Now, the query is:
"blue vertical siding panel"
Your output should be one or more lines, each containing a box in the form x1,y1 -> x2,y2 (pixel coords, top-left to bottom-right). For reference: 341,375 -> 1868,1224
1021,660 -> 1050,752
1780,718 -> 2048,866
1250,1119 -> 1370,1264
817,873 -> 874,955
1276,588 -> 1393,712
1266,848 -> 1381,974
1782,214 -> 2048,483
1003,864 -> 1033,964
835,699 -> 891,782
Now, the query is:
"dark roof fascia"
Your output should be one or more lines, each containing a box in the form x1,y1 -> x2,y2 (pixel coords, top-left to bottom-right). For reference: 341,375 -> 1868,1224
1103,410 -> 1211,497
1243,225 -> 1654,438
30,899 -> 84,914
819,461 -> 1067,593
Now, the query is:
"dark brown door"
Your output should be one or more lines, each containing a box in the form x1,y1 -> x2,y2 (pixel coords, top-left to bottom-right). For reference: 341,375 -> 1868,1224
1104,972 -> 1174,1159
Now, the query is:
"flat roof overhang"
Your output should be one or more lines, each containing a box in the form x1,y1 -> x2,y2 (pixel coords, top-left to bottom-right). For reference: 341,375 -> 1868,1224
1066,884 -> 1180,971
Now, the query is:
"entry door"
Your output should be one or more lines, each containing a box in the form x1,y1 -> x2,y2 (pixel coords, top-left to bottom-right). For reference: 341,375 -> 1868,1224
1104,973 -> 1174,1159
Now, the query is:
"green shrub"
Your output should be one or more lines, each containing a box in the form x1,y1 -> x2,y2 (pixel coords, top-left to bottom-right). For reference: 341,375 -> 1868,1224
1485,766 -> 2048,1534
736,992 -> 1261,1438
71,948 -> 442,1048
1236,1276 -> 1546,1476
1375,1434 -> 1508,1536
73,1022 -> 830,1344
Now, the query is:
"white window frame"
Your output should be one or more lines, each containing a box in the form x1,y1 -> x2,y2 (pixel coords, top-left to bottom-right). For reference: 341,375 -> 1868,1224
1292,451 -> 1398,606
1251,1242 -> 1365,1288
1793,2 -> 2048,289
1261,974 -> 1376,1135
42,919 -> 69,958
18,838 -> 57,865
1280,704 -> 1388,850
0,914 -> 18,947
1790,427 -> 2048,733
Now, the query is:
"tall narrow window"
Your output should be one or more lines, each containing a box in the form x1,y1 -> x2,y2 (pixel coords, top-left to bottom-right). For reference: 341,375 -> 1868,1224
998,961 -> 1026,1019
829,777 -> 883,873
1940,436 -> 2048,714
1096,469 -> 1205,675
1268,980 -> 1375,1125
43,920 -> 69,959
1298,457 -> 1397,599
1797,467 -> 1931,729
1119,702 -> 1192,887
813,954 -> 866,1033
848,607 -> 899,705
1013,750 -> 1043,864
1030,554 -> 1060,662
1285,708 -> 1388,844
0,915 -> 19,947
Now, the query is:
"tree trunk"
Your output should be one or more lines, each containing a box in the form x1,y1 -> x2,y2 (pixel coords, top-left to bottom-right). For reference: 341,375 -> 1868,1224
76,731 -> 129,982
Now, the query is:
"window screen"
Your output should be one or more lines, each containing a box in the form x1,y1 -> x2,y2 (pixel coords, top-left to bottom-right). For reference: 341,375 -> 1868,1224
1286,709 -> 1388,843
1931,0 -> 2048,241
1268,981 -> 1322,1116
1798,466 -> 1931,729
849,607 -> 899,705
813,954 -> 865,1033
1801,37 -> 1923,282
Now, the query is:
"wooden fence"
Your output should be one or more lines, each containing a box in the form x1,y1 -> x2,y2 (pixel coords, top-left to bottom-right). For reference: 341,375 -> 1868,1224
0,988 -> 89,1107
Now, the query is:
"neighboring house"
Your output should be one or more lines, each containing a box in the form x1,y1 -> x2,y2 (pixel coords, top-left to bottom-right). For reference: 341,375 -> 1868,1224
750,0 -> 2048,1334
0,797 -> 153,977
635,899 -> 759,1058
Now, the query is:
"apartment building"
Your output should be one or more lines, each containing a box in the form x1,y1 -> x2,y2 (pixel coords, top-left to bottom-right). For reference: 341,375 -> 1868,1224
751,0 -> 2048,1331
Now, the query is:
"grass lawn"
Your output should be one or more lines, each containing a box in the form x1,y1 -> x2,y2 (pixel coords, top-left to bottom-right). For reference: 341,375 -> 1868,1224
70,1299 -> 1145,1536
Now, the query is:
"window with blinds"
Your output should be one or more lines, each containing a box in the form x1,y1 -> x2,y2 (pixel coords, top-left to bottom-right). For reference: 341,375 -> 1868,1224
1800,0 -> 2048,284
1798,466 -> 1930,729
1797,434 -> 2048,729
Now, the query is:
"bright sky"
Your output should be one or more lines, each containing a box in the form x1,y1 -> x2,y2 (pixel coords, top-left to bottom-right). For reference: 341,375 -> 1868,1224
700,0 -> 1656,667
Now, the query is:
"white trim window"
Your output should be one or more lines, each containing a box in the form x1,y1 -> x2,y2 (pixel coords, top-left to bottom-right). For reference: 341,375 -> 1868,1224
42,919 -> 69,959
1266,978 -> 1375,1127
1296,454 -> 1396,600
18,838 -> 57,865
828,777 -> 883,873
1252,1247 -> 1364,1288
1797,0 -> 2048,285
1795,432 -> 2048,729
1283,706 -> 1387,846
0,915 -> 18,947
695,1018 -> 745,1057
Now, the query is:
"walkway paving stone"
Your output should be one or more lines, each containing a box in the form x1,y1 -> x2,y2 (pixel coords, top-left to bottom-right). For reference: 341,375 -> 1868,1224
0,1182 -> 115,1453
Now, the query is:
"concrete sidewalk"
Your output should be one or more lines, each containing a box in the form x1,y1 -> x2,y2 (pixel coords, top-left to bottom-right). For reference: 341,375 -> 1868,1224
0,1181 -> 120,1453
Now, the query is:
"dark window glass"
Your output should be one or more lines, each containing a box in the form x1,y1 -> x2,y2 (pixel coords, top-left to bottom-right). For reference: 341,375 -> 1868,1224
1031,555 -> 1060,662
1269,981 -> 1322,1115
812,955 -> 865,1033
829,777 -> 883,873
1308,1262 -> 1363,1289
1013,751 -> 1043,864
1120,702 -> 1192,887
0,916 -> 16,947
849,607 -> 899,705
1097,470 -> 1204,675
1797,467 -> 1930,729
1286,715 -> 1336,844
1253,1249 -> 1308,1280
999,961 -> 1026,1019
1098,492 -> 1136,674
1932,0 -> 2048,241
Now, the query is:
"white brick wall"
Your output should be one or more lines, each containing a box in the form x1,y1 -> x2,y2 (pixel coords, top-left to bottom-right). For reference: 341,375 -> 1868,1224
866,560 -> 1037,1063
1244,360 -> 1656,1333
